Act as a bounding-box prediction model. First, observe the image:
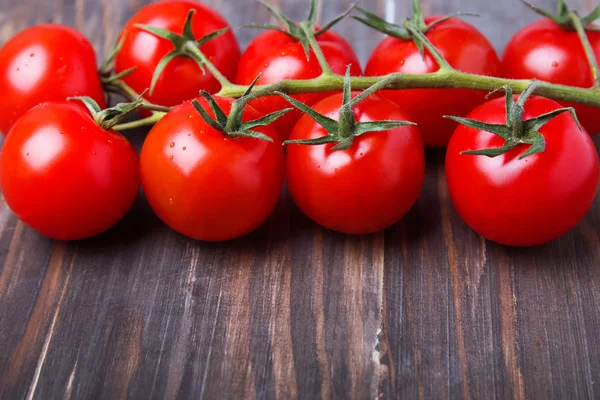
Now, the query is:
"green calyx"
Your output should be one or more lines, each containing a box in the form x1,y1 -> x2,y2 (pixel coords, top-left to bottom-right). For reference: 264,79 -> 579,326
68,94 -> 145,131
278,67 -> 415,151
353,0 -> 477,60
520,0 -> 600,30
192,76 -> 290,142
246,0 -> 358,60
446,82 -> 582,159
135,9 -> 229,95
521,0 -> 600,86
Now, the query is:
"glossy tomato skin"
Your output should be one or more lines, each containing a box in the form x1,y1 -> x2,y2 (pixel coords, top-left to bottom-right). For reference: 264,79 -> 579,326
0,24 -> 106,135
235,29 -> 361,141
502,19 -> 600,135
0,103 -> 140,241
140,97 -> 285,241
365,16 -> 502,148
115,0 -> 240,107
446,96 -> 600,247
286,93 -> 425,234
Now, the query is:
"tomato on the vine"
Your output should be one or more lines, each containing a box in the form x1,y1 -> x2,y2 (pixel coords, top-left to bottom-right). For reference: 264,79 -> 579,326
364,16 -> 502,148
0,102 -> 140,241
285,92 -> 425,235
0,24 -> 106,135
235,28 -> 361,141
502,18 -> 600,135
140,96 -> 285,242
115,0 -> 240,107
446,94 -> 599,247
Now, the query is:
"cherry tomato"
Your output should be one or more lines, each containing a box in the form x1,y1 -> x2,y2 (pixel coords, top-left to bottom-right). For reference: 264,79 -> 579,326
285,93 -> 425,234
115,0 -> 240,107
0,24 -> 106,135
502,19 -> 600,135
235,29 -> 361,141
140,97 -> 285,241
446,95 -> 600,247
0,103 -> 140,241
365,16 -> 502,148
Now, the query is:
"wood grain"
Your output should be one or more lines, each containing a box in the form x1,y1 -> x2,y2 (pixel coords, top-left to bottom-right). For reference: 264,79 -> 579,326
0,0 -> 599,399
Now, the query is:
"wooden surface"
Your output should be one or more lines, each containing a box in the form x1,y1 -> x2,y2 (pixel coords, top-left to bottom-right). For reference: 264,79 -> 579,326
1,0 -> 600,399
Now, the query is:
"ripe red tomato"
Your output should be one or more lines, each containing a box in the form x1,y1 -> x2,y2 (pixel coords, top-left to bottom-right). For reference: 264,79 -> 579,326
140,97 -> 285,241
365,16 -> 502,148
446,95 -> 600,247
0,103 -> 140,241
0,24 -> 106,135
115,0 -> 240,107
285,93 -> 425,234
502,19 -> 600,135
235,29 -> 361,141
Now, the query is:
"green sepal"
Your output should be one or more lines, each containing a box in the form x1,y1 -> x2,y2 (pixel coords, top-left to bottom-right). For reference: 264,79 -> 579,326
519,0 -> 600,30
279,68 -> 414,151
191,90 -> 288,142
448,82 -> 581,159
68,94 -> 145,131
253,0 -> 357,59
275,92 -> 339,136
135,9 -> 229,95
352,7 -> 410,40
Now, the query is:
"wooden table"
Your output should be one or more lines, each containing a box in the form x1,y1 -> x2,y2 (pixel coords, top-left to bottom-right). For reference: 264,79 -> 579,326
1,0 -> 599,398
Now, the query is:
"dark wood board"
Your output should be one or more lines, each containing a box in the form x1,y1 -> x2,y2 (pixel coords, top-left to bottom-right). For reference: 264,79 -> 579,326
0,0 -> 599,399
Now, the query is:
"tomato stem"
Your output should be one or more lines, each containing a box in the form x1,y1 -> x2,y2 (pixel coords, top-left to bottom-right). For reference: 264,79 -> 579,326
298,21 -> 335,76
183,41 -> 232,89
216,70 -> 600,108
568,11 -> 600,88
113,111 -> 166,131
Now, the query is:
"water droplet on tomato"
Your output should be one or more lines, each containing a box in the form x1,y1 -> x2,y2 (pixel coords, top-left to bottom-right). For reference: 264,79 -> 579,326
170,142 -> 175,147
169,198 -> 174,205
280,51 -> 286,56
108,139 -> 113,144
26,152 -> 29,156
399,60 -> 405,66
188,134 -> 191,136
93,150 -> 96,155
552,61 -> 559,68
360,152 -> 364,156
182,146 -> 186,150
264,62 -> 270,68
16,67 -> 19,71
169,155 -> 174,160
335,168 -> 338,172
105,150 -> 108,154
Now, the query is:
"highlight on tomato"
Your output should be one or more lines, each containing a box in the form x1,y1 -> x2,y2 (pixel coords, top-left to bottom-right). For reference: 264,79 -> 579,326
502,1 -> 600,135
0,99 -> 141,241
140,84 -> 286,242
0,24 -> 106,135
357,2 -> 502,148
114,0 -> 240,107
235,0 -> 361,141
280,70 -> 425,235
445,83 -> 600,247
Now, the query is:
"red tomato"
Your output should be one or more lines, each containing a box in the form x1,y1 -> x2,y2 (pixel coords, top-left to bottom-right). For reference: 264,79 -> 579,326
0,24 -> 106,135
235,29 -> 361,141
0,103 -> 140,240
140,97 -> 285,241
115,0 -> 240,106
285,93 -> 425,234
502,19 -> 600,135
365,16 -> 502,148
446,95 -> 600,247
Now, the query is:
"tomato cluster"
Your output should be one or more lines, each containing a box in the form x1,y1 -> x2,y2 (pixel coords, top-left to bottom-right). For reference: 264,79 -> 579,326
0,0 -> 598,247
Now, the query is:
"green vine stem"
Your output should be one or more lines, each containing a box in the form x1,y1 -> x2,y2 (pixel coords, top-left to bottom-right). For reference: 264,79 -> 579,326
216,71 -> 600,108
107,0 -> 600,131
